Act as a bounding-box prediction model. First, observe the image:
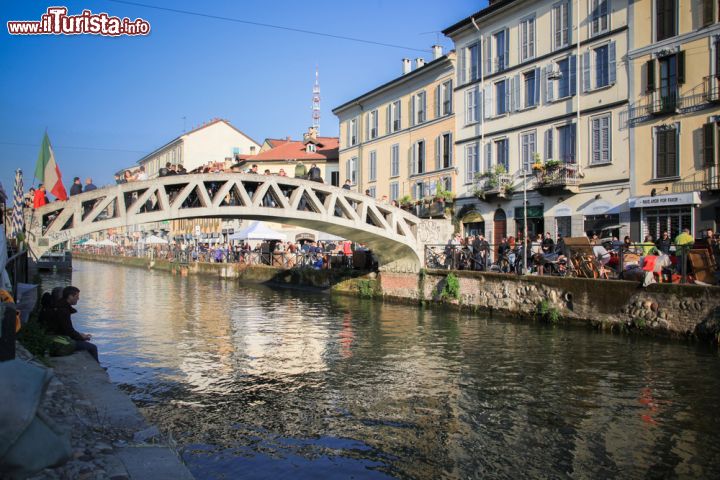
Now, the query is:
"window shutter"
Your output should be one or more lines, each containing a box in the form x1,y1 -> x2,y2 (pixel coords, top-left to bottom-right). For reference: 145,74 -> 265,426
591,118 -> 600,164
529,17 -> 535,58
545,128 -> 554,160
435,135 -> 441,170
410,95 -> 415,127
448,133 -> 453,166
505,78 -> 513,112
485,142 -> 492,171
545,65 -> 555,103
483,36 -> 492,75
386,104 -> 391,134
608,41 -> 617,85
513,74 -> 521,111
602,116 -> 610,163
435,84 -> 441,118
656,131 -> 667,177
483,85 -> 492,119
365,113 -> 369,141
703,0 -> 714,26
667,130 -> 677,177
504,27 -> 510,68
646,59 -> 656,93
409,145 -> 415,175
459,47 -> 466,84
421,92 -> 427,122
704,123 -> 716,167
534,67 -> 541,104
465,146 -> 473,183
448,80 -> 453,114
567,0 -> 572,45
569,55 -> 577,96
677,50 -> 685,85
582,51 -> 591,92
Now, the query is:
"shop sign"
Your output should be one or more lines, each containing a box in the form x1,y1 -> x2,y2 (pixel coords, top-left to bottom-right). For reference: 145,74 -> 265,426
628,192 -> 700,208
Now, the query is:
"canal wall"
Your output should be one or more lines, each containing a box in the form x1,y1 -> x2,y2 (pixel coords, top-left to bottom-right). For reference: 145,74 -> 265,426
73,253 -> 720,341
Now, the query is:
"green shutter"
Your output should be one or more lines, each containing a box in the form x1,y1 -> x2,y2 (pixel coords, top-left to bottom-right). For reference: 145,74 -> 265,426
657,131 -> 667,177
646,59 -> 655,93
704,122 -> 716,167
703,0 -> 714,26
677,51 -> 685,85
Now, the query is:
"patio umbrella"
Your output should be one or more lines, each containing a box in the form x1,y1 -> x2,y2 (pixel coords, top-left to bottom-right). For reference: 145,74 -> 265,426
84,238 -> 98,246
145,235 -> 168,245
11,169 -> 24,240
97,239 -> 117,246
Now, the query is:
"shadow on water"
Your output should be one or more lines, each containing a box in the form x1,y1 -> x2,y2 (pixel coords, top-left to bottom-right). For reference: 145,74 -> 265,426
40,260 -> 720,480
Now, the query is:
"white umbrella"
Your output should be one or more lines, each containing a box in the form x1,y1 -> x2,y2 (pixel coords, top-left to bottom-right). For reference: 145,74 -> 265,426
84,238 -> 98,246
145,234 -> 168,245
97,239 -> 117,246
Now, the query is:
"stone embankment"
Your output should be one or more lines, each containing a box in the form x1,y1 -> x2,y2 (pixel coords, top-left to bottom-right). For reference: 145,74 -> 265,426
74,253 -> 720,341
15,345 -> 194,480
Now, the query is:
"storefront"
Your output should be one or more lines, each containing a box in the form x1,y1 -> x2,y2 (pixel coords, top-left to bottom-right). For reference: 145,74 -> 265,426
461,211 -> 485,236
629,192 -> 700,241
514,205 -> 544,240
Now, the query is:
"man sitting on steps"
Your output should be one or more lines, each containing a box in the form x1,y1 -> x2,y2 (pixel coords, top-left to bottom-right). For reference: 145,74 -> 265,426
45,286 -> 99,363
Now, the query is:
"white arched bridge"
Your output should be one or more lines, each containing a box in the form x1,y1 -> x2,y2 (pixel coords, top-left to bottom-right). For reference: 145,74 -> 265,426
27,173 -> 446,272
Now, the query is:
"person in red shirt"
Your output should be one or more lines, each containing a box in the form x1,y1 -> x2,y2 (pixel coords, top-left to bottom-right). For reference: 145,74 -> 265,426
33,184 -> 47,208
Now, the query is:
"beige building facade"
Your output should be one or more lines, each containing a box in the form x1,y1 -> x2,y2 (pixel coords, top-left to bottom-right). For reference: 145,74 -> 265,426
627,0 -> 720,240
333,49 -> 456,203
444,0 -> 631,246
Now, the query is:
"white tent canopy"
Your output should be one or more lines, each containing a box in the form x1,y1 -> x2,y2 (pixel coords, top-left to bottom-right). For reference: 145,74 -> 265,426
84,238 -> 98,246
317,232 -> 345,242
97,239 -> 117,246
144,234 -> 169,245
229,222 -> 287,241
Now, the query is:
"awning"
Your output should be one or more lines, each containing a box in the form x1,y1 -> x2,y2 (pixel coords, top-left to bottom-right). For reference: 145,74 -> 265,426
461,212 -> 484,223
628,192 -> 701,208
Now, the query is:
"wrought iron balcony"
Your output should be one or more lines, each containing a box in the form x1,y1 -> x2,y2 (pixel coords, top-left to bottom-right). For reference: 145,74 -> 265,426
473,173 -> 513,200
626,82 -> 718,126
536,163 -> 579,193
704,75 -> 720,103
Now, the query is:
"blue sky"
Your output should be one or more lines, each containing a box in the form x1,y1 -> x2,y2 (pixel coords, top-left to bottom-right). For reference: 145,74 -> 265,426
0,0 -> 483,197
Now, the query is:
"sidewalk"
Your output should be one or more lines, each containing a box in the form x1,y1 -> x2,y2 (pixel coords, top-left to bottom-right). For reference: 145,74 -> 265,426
16,347 -> 194,480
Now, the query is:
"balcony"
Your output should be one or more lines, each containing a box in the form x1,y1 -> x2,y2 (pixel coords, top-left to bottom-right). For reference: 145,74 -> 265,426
472,168 -> 514,200
535,162 -> 579,194
626,82 -> 718,126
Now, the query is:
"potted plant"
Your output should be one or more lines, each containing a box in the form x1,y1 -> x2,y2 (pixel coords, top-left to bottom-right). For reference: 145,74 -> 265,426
531,152 -> 544,172
399,195 -> 413,210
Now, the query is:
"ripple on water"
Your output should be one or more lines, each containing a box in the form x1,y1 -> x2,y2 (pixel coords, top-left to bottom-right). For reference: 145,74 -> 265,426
43,261 -> 720,480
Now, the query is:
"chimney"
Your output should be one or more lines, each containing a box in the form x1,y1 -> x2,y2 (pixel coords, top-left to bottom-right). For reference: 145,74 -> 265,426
415,58 -> 425,69
432,45 -> 443,60
402,58 -> 411,74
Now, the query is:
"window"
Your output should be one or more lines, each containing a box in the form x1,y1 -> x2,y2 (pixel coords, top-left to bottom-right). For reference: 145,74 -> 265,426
582,42 -> 616,91
412,91 -> 426,125
548,55 -> 577,101
465,143 -> 480,183
519,16 -> 536,62
591,114 -> 611,165
346,157 -> 358,184
391,144 -> 400,176
390,182 -> 399,201
412,140 -> 426,175
590,0 -> 610,36
441,133 -> 452,169
656,0 -> 676,41
349,118 -> 357,146
495,138 -> 509,172
369,151 -> 377,181
703,0 -> 716,27
387,100 -> 401,133
438,80 -> 453,116
368,186 -> 376,198
655,125 -> 678,178
369,110 -> 378,139
553,1 -> 570,50
521,131 -> 536,172
523,69 -> 540,108
495,80 -> 508,115
494,29 -> 508,72
659,54 -> 680,109
558,57 -> 571,98
465,87 -> 480,124
557,124 -> 577,163
468,42 -> 481,82
331,171 -> 339,187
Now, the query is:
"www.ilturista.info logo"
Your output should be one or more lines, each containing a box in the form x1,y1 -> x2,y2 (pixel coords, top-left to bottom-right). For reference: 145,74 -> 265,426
7,7 -> 151,36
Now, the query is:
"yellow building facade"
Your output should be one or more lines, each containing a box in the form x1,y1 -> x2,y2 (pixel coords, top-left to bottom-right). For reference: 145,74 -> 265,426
332,50 -> 456,204
627,0 -> 720,239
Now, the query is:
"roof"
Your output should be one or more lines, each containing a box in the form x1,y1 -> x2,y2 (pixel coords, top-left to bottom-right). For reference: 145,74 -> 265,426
332,52 -> 455,114
264,138 -> 293,147
248,136 -> 339,162
442,0 -> 519,36
137,119 -> 261,165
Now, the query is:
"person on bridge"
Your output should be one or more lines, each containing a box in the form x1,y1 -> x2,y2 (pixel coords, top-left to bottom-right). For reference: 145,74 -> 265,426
342,179 -> 352,190
308,163 -> 322,183
135,165 -> 148,181
33,184 -> 47,208
294,161 -> 307,179
45,286 -> 99,363
84,178 -> 97,192
69,177 -> 83,196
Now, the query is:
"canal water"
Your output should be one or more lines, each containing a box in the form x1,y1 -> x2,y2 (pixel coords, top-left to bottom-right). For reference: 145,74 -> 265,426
42,260 -> 720,479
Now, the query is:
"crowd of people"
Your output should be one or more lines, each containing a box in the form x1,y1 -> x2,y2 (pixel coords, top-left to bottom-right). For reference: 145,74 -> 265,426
438,228 -> 720,284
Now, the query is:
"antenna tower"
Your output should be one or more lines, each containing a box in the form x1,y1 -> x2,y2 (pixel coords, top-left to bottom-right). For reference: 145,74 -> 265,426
312,66 -> 320,131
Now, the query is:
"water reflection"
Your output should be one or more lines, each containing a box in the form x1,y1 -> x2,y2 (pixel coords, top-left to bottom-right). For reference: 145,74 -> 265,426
41,261 -> 720,479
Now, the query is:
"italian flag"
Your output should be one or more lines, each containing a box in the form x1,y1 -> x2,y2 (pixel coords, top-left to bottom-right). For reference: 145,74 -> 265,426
34,132 -> 68,201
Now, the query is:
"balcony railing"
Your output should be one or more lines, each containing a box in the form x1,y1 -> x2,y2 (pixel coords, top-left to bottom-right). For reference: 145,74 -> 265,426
536,163 -> 579,190
477,173 -> 513,194
626,82 -> 718,125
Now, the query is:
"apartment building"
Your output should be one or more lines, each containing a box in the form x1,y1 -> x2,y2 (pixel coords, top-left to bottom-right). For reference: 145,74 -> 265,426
332,48 -> 456,203
626,0 -> 720,240
444,0 -> 631,243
